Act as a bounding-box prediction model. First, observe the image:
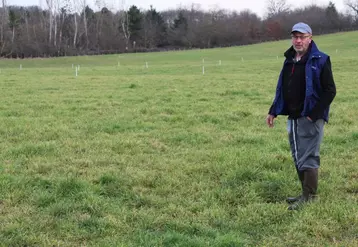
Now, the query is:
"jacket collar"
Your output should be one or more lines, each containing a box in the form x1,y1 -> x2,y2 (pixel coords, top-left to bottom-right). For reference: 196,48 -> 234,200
284,40 -> 320,60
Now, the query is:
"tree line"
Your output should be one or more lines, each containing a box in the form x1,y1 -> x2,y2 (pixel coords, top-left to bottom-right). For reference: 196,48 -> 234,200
1,0 -> 358,58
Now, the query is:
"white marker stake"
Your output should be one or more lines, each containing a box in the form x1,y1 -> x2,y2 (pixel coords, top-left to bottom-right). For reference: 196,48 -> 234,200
75,66 -> 78,77
202,66 -> 205,75
20,64 -> 22,70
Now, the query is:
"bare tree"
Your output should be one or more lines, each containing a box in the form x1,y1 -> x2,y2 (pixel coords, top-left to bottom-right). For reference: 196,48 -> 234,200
79,0 -> 89,50
71,0 -> 78,47
95,0 -> 104,42
1,0 -> 7,45
119,0 -> 130,49
345,0 -> 358,16
52,0 -> 62,47
20,7 -> 30,42
46,0 -> 54,44
266,0 -> 290,18
57,0 -> 69,50
0,0 -> 8,53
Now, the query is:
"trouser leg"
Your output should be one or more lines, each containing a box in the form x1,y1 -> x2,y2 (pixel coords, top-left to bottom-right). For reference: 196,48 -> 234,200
286,117 -> 324,209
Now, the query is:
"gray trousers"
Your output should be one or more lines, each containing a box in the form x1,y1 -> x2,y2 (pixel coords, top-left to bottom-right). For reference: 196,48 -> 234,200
287,117 -> 325,171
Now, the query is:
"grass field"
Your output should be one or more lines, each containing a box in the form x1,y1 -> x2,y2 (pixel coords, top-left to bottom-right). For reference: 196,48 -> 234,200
0,31 -> 358,246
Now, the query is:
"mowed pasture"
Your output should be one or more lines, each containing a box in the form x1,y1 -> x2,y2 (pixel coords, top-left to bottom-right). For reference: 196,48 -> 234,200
0,31 -> 358,246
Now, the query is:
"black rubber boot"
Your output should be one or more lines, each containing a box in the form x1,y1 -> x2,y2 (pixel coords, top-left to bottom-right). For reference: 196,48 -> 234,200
286,170 -> 305,204
288,168 -> 318,210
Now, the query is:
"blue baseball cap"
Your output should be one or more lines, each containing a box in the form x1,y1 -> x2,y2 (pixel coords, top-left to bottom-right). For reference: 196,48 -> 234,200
291,22 -> 312,34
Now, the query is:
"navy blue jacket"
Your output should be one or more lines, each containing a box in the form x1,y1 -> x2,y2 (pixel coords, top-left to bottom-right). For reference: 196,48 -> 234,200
269,41 -> 336,122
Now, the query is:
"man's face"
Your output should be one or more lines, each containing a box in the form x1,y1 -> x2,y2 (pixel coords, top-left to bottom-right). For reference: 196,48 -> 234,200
291,32 -> 312,54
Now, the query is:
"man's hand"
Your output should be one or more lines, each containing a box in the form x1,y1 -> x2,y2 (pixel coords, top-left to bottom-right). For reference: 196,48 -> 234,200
266,114 -> 276,128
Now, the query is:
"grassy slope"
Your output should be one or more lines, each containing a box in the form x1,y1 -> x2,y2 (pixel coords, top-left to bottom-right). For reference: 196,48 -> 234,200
0,31 -> 357,246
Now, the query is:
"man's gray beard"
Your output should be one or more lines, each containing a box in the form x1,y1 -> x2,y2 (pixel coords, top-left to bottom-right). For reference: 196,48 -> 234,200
294,47 -> 307,56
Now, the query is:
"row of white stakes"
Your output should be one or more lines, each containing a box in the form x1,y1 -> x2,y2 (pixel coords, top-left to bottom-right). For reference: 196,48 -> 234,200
8,50 -> 340,76
202,59 -> 224,75
2,49 -> 341,75
72,64 -> 81,76
70,57 -> 250,76
115,59 -> 225,75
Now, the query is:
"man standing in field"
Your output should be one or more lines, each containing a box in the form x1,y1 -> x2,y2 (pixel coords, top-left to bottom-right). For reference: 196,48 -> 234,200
266,22 -> 336,210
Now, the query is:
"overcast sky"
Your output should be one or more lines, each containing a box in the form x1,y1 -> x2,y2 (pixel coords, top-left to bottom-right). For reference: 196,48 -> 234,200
7,0 -> 348,17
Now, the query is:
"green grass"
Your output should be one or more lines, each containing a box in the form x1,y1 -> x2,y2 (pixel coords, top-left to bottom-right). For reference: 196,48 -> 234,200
0,31 -> 358,246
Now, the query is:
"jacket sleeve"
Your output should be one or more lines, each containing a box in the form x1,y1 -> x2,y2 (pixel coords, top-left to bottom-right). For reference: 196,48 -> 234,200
268,104 -> 276,116
308,57 -> 336,121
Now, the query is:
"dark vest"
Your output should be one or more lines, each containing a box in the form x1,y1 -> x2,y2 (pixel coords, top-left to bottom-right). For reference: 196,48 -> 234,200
271,41 -> 330,122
